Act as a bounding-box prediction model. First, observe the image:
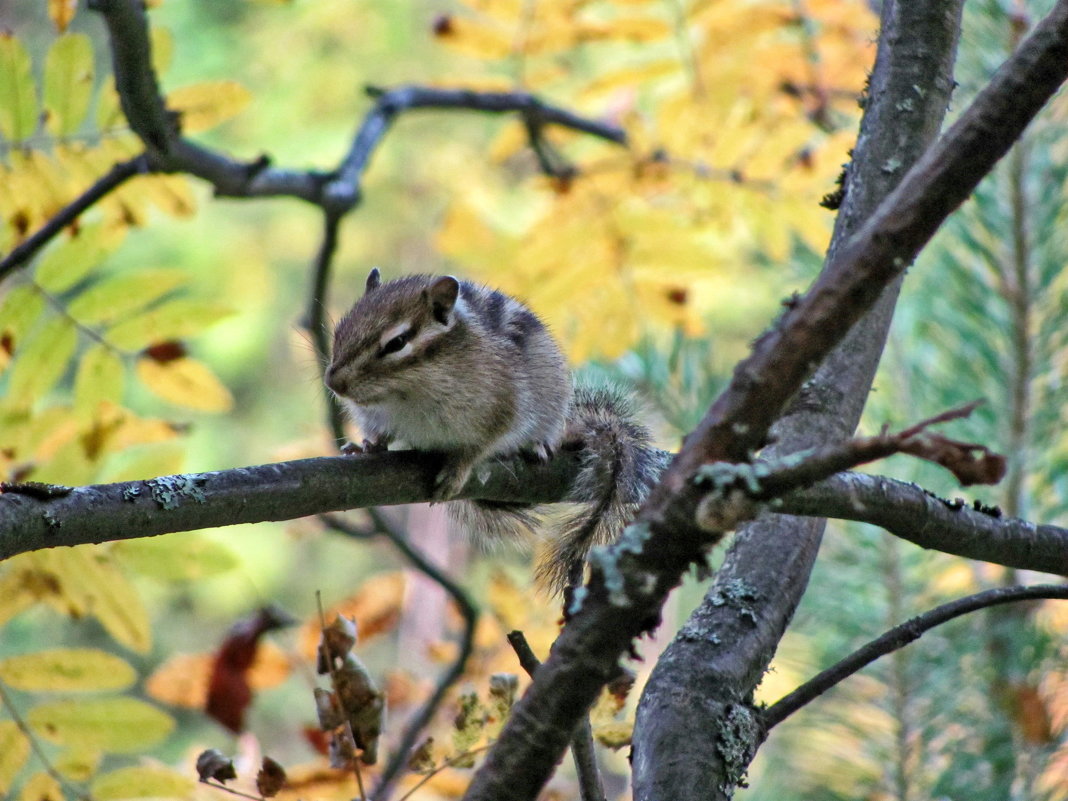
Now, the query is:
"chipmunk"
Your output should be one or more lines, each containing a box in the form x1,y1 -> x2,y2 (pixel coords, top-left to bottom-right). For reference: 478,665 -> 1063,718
325,268 -> 663,593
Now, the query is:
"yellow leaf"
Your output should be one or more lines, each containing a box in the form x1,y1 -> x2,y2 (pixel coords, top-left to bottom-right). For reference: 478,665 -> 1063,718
113,533 -> 238,581
69,267 -> 189,324
0,721 -> 30,795
48,0 -> 79,33
0,562 -> 49,627
0,33 -> 38,142
166,80 -> 251,134
27,697 -> 174,753
28,548 -> 152,653
44,33 -> 95,137
577,17 -> 672,44
19,772 -> 62,801
106,298 -> 232,350
74,344 -> 126,414
91,766 -> 195,800
5,316 -> 77,407
136,356 -> 233,412
592,720 -> 633,749
0,648 -> 137,692
579,59 -> 681,100
35,221 -> 124,292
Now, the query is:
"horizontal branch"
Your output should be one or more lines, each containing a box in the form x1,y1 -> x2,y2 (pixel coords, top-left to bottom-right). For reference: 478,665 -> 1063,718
0,451 -> 582,562
2,449 -> 1066,578
762,584 -> 1068,729
85,0 -> 627,220
781,472 -> 1068,576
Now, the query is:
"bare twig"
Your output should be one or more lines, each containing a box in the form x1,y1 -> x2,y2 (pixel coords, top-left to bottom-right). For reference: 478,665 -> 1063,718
303,211 -> 346,446
0,154 -> 148,282
319,512 -> 480,801
761,584 -> 1068,729
506,631 -> 607,801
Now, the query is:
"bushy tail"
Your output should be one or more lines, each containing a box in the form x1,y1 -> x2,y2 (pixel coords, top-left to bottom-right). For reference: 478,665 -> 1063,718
447,500 -> 541,549
535,385 -> 668,595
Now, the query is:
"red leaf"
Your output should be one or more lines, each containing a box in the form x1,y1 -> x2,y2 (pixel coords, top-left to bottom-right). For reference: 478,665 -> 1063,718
205,605 -> 296,733
142,340 -> 187,363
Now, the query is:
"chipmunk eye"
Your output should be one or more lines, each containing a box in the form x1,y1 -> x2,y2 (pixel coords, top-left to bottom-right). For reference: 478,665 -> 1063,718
378,332 -> 410,357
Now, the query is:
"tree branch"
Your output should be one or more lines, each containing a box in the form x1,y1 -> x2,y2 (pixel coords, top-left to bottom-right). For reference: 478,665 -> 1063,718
761,584 -> 1068,729
83,0 -> 626,220
781,472 -> 1068,576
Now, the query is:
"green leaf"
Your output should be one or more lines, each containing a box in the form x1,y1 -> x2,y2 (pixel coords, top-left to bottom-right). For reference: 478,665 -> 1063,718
28,697 -> 174,753
0,33 -> 39,142
53,747 -> 102,782
106,298 -> 232,350
35,222 -> 121,292
91,765 -> 195,800
6,316 -> 77,407
96,76 -> 123,131
74,343 -> 125,412
113,533 -> 239,581
68,268 -> 189,324
44,33 -> 94,137
0,721 -> 30,795
0,648 -> 136,692
0,284 -> 46,347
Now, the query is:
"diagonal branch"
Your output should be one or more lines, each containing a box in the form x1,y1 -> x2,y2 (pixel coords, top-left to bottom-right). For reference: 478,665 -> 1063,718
761,584 -> 1068,729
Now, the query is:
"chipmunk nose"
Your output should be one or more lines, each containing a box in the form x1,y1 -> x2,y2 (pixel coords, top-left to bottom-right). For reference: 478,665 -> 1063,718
324,364 -> 345,395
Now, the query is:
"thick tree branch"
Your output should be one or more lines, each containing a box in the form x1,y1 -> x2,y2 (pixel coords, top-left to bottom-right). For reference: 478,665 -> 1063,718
0,452 -> 580,562
467,2 -> 1068,799
507,631 -> 607,801
761,584 -> 1068,729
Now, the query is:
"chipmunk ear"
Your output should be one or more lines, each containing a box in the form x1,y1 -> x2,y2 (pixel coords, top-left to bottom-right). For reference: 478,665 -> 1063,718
427,276 -> 460,324
365,267 -> 382,294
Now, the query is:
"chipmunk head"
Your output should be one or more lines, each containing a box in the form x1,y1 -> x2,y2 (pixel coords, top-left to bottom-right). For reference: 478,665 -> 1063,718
325,269 -> 463,405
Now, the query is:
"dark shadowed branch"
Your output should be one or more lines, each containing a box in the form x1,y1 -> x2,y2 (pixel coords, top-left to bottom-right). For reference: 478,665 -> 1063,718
761,584 -> 1068,730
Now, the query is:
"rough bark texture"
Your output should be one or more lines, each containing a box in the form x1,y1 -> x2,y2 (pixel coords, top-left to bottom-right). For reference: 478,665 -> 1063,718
631,2 -> 965,798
